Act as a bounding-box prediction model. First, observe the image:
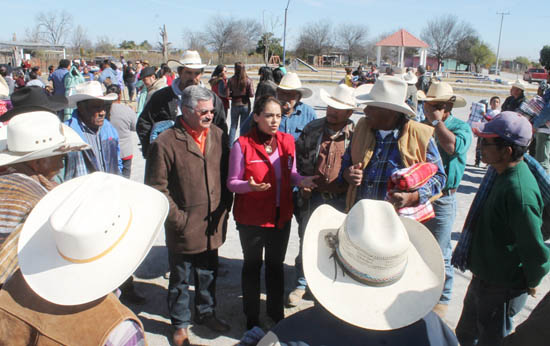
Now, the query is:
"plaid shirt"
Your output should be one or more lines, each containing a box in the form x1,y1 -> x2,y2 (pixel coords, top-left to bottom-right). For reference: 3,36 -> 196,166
104,320 -> 145,346
340,128 -> 446,204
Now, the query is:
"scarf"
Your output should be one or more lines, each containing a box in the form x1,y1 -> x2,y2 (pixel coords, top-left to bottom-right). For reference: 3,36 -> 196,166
452,154 -> 550,271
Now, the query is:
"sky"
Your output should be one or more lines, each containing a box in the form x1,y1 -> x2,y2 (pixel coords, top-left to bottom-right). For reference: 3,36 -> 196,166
2,0 -> 549,61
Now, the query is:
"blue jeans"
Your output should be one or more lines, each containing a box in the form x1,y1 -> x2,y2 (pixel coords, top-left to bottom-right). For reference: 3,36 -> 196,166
229,105 -> 250,147
167,249 -> 218,328
456,276 -> 528,346
295,191 -> 347,289
423,193 -> 456,304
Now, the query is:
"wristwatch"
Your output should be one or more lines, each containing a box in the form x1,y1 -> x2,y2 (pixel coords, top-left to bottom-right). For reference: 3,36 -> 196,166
431,119 -> 440,127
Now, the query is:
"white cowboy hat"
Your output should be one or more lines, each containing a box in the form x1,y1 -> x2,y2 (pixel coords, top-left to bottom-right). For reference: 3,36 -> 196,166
303,200 -> 444,330
167,50 -> 207,70
277,72 -> 313,98
355,76 -> 416,118
17,172 -> 169,305
402,70 -> 418,85
511,79 -> 527,91
0,76 -> 8,99
0,111 -> 90,166
320,85 -> 357,110
417,81 -> 467,108
67,81 -> 117,108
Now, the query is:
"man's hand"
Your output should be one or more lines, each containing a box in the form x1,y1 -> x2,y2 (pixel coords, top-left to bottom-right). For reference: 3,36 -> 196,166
300,186 -> 313,200
344,163 -> 363,186
248,177 -> 271,192
424,103 -> 445,123
387,190 -> 420,209
299,176 -> 319,190
528,287 -> 537,298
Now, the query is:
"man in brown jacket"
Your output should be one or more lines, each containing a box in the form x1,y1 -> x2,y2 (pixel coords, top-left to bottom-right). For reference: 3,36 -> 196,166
145,85 -> 233,346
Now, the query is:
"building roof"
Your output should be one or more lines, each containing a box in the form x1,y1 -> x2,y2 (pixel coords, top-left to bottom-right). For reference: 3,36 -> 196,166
375,29 -> 429,48
0,41 -> 65,50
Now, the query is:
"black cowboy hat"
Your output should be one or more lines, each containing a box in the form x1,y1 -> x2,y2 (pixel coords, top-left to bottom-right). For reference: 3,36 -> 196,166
0,86 -> 68,122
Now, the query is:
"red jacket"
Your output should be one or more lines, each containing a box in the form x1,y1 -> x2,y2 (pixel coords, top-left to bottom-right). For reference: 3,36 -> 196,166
233,129 -> 295,228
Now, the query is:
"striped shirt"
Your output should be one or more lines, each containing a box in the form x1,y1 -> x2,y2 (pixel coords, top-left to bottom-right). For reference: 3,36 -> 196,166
105,320 -> 145,346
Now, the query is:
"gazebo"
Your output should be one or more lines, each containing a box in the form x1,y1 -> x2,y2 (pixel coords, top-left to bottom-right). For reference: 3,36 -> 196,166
375,29 -> 429,68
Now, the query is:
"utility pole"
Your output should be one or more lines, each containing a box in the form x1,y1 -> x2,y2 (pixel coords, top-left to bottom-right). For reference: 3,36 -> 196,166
282,0 -> 291,67
495,12 -> 510,74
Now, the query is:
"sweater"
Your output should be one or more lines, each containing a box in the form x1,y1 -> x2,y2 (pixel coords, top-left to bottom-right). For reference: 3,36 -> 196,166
468,161 -> 550,288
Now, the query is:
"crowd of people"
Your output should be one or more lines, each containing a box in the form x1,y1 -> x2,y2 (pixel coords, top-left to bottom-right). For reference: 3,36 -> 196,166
0,49 -> 550,346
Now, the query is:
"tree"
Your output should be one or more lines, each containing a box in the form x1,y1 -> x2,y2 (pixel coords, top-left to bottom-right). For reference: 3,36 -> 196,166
540,45 -> 550,70
421,15 -> 476,69
295,20 -> 333,60
139,40 -> 152,50
470,42 -> 495,73
35,10 -> 73,45
455,35 -> 480,70
95,36 -> 114,54
256,33 -> 283,63
513,56 -> 530,71
336,24 -> 368,65
119,40 -> 137,49
203,16 -> 261,62
71,25 -> 92,53
183,30 -> 207,52
25,25 -> 43,43
159,25 -> 170,62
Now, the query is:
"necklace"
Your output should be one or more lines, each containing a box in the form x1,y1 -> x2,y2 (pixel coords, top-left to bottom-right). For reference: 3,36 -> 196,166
265,137 -> 275,154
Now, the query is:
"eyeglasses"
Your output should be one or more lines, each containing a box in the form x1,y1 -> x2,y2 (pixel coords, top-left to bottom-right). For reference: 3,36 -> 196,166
480,138 -> 499,146
195,108 -> 215,116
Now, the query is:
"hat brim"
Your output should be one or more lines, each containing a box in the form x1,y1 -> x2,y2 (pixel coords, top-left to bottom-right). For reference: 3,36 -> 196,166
17,173 -> 169,305
319,89 -> 356,110
303,204 -> 444,330
166,59 -> 206,70
0,105 -> 64,122
0,124 -> 91,167
277,85 -> 313,99
356,97 -> 416,119
471,123 -> 499,139
67,93 -> 118,108
417,91 -> 467,108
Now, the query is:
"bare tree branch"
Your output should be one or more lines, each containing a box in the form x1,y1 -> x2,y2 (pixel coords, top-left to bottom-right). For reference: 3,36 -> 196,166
71,25 -> 92,52
295,20 -> 333,59
336,24 -> 368,65
35,10 -> 73,45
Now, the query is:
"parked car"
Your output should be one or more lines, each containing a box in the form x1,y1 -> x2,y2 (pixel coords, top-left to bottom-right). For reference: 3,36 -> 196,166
523,68 -> 548,83
489,66 -> 500,75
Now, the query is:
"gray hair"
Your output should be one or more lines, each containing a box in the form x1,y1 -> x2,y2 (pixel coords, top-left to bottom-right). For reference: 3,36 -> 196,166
181,85 -> 212,110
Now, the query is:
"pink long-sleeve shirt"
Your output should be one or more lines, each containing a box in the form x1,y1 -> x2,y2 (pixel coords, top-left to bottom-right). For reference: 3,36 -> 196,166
227,141 -> 304,206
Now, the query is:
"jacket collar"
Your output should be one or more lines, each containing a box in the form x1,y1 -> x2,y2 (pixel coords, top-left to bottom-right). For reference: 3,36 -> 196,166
174,117 -> 211,158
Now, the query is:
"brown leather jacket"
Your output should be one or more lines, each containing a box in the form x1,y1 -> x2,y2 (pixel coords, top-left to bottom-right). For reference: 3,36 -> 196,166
145,119 -> 232,254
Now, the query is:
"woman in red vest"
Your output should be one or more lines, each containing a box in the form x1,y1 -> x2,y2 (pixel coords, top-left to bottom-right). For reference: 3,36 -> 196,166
227,96 -> 317,330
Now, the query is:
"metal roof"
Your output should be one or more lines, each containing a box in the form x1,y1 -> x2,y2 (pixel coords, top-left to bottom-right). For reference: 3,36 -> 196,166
0,41 -> 65,50
375,29 -> 429,48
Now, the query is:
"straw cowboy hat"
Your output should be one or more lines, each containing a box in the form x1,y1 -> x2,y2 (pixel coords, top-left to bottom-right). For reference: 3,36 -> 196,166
511,79 -> 527,91
277,72 -> 313,98
303,199 -> 444,330
402,70 -> 418,85
17,172 -> 169,305
167,50 -> 207,70
320,85 -> 357,110
355,76 -> 416,118
417,81 -> 467,108
0,111 -> 90,167
67,81 -> 117,108
0,86 -> 68,122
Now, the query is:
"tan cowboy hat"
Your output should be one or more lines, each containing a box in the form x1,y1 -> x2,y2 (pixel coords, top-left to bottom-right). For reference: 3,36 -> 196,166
67,81 -> 118,108
402,70 -> 418,85
417,81 -> 467,108
320,85 -> 357,110
303,200 -> 444,330
167,50 -> 207,70
17,172 -> 169,305
277,72 -> 313,98
511,79 -> 527,91
355,76 -> 416,118
0,76 -> 8,99
0,111 -> 90,167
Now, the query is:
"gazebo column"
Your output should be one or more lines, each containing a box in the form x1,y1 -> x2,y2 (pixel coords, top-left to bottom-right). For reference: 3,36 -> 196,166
376,46 -> 381,67
399,46 -> 405,68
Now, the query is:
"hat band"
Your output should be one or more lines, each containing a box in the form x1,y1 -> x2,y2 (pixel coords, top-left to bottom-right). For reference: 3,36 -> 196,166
57,210 -> 133,264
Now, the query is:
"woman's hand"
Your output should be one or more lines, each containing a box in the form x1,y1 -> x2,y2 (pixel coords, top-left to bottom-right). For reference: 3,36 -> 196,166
299,176 -> 319,190
248,176 -> 271,192
343,163 -> 363,186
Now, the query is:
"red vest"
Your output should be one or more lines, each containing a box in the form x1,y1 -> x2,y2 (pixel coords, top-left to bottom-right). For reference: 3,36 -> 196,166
233,129 -> 295,228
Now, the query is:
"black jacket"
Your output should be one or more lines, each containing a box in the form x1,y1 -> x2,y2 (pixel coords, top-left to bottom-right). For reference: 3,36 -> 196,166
501,95 -> 526,113
137,86 -> 228,157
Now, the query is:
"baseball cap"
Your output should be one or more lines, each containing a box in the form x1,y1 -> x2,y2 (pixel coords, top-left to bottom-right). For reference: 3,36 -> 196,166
472,111 -> 533,146
139,67 -> 156,80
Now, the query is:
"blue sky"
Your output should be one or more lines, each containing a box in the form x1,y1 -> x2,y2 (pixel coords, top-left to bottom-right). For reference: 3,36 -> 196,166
2,0 -> 549,60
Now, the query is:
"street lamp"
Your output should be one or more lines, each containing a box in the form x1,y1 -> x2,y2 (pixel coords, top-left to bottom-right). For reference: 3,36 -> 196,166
282,0 -> 290,66
495,11 -> 510,74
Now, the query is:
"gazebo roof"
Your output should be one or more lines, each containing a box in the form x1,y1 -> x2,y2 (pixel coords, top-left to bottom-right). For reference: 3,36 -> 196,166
375,29 -> 429,48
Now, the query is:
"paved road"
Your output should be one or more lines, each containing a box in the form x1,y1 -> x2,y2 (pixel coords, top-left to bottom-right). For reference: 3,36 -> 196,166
126,84 -> 550,345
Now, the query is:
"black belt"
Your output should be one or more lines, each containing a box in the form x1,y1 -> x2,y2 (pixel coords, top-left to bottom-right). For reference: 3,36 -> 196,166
442,188 -> 457,196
